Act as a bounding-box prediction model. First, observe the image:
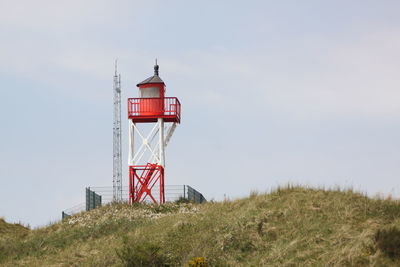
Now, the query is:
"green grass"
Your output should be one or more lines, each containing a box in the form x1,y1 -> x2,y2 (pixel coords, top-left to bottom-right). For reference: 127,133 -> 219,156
2,186 -> 400,266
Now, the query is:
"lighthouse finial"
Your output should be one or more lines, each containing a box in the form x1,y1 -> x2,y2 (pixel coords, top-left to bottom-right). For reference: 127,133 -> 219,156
154,58 -> 159,76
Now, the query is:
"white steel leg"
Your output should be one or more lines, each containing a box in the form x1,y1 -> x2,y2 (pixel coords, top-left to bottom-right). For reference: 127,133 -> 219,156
128,120 -> 135,165
158,118 -> 165,167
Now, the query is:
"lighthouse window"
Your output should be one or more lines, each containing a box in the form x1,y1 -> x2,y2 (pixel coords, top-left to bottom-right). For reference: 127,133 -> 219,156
140,87 -> 160,98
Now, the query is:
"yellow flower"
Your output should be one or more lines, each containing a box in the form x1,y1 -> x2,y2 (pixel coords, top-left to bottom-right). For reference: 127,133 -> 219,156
188,257 -> 208,267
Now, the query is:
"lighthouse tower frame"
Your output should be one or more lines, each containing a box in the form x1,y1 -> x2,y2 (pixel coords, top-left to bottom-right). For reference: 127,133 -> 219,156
127,63 -> 181,204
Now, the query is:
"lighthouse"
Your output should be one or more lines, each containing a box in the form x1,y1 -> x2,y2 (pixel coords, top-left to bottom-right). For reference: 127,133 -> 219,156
127,63 -> 181,204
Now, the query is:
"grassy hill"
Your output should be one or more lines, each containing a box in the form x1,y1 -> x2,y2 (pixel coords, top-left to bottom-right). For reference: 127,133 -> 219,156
0,218 -> 29,239
1,187 -> 400,266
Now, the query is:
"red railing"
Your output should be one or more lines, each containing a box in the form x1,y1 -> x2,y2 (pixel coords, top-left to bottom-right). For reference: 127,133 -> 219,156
128,97 -> 181,123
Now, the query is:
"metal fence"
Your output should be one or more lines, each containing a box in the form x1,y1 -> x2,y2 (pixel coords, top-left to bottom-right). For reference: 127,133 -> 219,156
62,203 -> 85,219
185,185 -> 207,204
86,187 -> 102,211
62,184 -> 206,218
62,188 -> 103,219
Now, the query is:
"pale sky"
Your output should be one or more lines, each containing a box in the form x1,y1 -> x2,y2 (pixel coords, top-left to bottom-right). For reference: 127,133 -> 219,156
1,0 -> 400,227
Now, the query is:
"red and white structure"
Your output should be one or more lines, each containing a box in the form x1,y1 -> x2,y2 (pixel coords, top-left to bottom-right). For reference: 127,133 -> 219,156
128,63 -> 181,204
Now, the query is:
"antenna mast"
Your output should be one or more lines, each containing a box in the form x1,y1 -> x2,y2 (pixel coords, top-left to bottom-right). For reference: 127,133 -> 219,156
113,60 -> 123,202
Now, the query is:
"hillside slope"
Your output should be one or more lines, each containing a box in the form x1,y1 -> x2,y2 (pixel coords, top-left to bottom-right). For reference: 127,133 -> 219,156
0,218 -> 29,239
1,187 -> 400,266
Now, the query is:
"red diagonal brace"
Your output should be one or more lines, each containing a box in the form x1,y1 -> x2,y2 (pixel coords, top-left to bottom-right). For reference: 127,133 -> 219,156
129,164 -> 164,204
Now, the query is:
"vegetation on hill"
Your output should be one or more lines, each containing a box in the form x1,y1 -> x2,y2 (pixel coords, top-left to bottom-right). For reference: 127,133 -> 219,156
1,187 -> 400,266
0,218 -> 29,238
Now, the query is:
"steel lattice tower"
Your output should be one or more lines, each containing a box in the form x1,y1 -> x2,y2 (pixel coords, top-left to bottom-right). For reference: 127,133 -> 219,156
113,62 -> 123,202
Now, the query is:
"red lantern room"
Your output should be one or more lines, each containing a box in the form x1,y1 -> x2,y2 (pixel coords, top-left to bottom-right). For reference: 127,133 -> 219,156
128,64 -> 180,123
137,64 -> 165,98
127,63 -> 181,204
137,65 -> 165,116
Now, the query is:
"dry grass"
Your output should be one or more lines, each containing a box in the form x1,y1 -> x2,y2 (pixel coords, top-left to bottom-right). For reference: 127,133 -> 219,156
0,218 -> 29,236
1,186 -> 400,266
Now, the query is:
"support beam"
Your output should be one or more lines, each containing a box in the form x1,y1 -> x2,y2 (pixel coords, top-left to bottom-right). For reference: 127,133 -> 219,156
128,120 -> 135,165
159,118 -> 165,167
